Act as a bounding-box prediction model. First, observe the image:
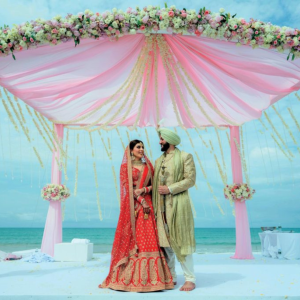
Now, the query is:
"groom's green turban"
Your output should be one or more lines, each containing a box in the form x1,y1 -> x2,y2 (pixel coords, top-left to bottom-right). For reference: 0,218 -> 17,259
158,128 -> 181,146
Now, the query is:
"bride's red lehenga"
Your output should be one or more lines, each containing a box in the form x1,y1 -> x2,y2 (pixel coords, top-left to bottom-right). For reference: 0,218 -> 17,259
100,147 -> 173,292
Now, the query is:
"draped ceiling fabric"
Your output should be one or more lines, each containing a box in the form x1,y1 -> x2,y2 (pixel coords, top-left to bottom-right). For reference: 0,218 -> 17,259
0,33 -> 300,128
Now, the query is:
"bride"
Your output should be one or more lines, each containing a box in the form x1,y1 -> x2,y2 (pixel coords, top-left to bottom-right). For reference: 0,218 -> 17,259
99,140 -> 173,292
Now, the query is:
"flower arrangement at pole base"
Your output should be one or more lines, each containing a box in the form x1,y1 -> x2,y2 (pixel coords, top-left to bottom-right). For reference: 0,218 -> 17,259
41,184 -> 70,202
224,183 -> 255,202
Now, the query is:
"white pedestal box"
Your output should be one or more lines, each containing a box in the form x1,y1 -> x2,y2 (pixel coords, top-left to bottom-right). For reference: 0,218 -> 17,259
54,243 -> 93,262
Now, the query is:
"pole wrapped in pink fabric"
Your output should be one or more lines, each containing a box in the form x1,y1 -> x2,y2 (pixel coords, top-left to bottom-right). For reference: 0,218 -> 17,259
41,124 -> 64,256
230,126 -> 254,259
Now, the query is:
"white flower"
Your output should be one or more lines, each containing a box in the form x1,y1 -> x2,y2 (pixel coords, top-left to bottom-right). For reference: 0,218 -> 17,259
129,29 -> 136,34
112,8 -> 117,13
112,21 -> 118,28
219,8 -> 225,13
293,37 -> 299,46
147,5 -> 153,10
149,10 -> 156,18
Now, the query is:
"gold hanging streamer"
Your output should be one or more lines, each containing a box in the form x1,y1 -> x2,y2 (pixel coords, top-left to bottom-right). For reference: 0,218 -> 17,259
271,105 -> 298,147
107,137 -> 120,205
195,128 -> 209,148
144,128 -> 153,162
287,108 -> 300,132
263,111 -> 294,158
62,129 -> 69,182
258,118 -> 268,131
96,190 -> 103,221
295,92 -> 300,101
1,90 -> 19,132
233,138 -> 250,185
226,131 -> 231,148
98,131 -> 120,206
89,132 -> 103,219
271,133 -> 292,162
34,110 -> 58,152
214,127 -> 227,182
116,128 -> 126,150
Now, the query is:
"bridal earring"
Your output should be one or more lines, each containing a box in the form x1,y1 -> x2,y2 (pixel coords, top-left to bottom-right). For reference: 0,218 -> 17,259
141,156 -> 146,163
131,153 -> 135,161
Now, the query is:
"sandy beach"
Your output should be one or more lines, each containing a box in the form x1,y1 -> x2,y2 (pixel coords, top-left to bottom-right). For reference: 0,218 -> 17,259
0,252 -> 299,299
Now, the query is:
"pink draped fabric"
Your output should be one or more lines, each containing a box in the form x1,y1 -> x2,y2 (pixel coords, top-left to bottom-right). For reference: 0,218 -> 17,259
230,126 -> 254,259
41,124 -> 64,256
0,34 -> 299,127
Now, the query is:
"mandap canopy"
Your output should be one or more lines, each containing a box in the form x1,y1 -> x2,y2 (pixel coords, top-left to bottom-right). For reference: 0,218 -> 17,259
1,6 -> 300,258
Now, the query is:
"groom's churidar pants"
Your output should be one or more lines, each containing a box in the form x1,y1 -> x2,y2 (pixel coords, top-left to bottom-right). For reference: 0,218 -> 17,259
163,247 -> 196,283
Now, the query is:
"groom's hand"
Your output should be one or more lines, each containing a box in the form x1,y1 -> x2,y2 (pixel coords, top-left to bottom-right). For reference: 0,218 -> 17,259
158,186 -> 170,195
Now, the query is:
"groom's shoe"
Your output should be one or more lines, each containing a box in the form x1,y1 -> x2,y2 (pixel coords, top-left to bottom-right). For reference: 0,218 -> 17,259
179,281 -> 195,291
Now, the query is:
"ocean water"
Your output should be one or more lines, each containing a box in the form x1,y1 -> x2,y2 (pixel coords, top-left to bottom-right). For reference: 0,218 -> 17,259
0,228 -> 299,253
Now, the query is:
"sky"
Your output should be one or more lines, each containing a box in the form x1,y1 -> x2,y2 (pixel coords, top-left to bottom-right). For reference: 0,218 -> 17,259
0,0 -> 300,229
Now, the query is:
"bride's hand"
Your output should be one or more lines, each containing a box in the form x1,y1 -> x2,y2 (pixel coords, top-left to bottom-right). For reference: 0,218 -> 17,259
142,201 -> 151,215
134,188 -> 144,197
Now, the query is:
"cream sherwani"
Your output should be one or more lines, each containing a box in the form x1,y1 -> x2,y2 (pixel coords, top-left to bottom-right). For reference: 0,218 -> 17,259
154,149 -> 196,283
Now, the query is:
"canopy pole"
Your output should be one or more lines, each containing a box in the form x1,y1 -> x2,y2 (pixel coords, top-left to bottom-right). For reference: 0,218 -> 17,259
41,124 -> 64,256
230,126 -> 254,259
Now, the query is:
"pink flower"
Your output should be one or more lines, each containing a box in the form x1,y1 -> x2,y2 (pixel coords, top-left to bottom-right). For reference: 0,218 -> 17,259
255,31 -> 258,34
96,12 -> 100,16
79,28 -> 83,32
51,193 -> 56,197
231,31 -> 237,36
197,15 -> 201,19
23,37 -> 27,41
126,7 -> 132,13
108,26 -> 113,31
234,25 -> 238,29
204,10 -> 210,15
181,10 -> 187,18
142,15 -> 149,24
195,29 -> 201,37
215,15 -> 223,22
0,45 -> 2,49
116,30 -> 120,35
52,28 -> 58,34
159,15 -> 163,20
274,40 -> 278,45
3,29 -> 7,34
153,25 -> 159,31
8,43 -> 12,48
241,19 -> 246,25
52,39 -> 57,44
44,192 -> 47,196
168,11 -> 174,17
30,38 -> 34,43
140,25 -> 146,30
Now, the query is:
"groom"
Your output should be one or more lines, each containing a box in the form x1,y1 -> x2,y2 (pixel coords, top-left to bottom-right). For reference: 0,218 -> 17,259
152,128 -> 196,291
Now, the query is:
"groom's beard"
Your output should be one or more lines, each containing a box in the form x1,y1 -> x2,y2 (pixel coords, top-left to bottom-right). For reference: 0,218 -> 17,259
161,142 -> 170,152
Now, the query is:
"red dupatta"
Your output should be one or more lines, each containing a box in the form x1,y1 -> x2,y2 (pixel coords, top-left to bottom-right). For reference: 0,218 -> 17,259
108,146 -> 153,273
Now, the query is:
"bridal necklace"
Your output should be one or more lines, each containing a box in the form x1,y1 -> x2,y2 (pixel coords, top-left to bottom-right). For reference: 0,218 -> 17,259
132,159 -> 143,165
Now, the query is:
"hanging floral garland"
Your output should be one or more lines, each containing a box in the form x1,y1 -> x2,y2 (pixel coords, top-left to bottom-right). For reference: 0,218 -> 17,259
0,5 -> 299,60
